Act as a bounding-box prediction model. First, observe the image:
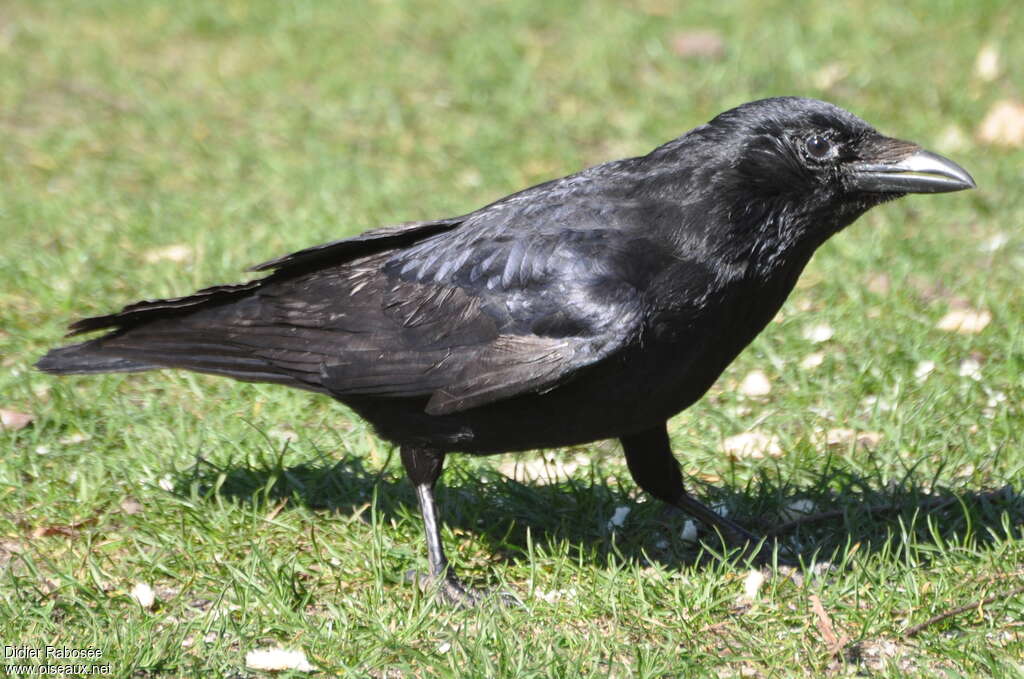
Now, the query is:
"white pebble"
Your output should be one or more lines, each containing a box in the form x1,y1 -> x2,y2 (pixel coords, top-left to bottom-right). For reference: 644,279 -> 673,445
914,360 -> 936,382
800,353 -> 825,370
979,233 -> 1009,253
245,648 -> 314,672
803,323 -> 834,343
959,358 -> 982,380
780,498 -> 817,521
130,582 -> 156,609
738,370 -> 772,397
607,506 -> 631,529
742,569 -> 766,600
710,502 -> 731,518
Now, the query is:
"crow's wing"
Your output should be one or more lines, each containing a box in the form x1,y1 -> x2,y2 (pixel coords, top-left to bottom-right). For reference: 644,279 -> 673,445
311,212 -> 647,414
57,178 -> 653,415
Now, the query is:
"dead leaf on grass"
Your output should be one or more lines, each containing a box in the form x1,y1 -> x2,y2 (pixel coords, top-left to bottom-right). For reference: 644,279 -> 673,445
959,357 -> 983,380
143,244 -> 193,263
977,100 -> 1024,147
120,497 -> 143,515
722,431 -> 782,460
820,428 -> 882,451
936,124 -> 971,153
498,452 -> 591,484
800,352 -> 825,370
803,323 -> 834,343
936,308 -> 991,334
973,44 -> 1002,83
0,408 -> 34,431
30,517 -> 97,538
810,593 -> 850,657
866,272 -> 891,295
812,62 -> 848,90
670,30 -> 726,60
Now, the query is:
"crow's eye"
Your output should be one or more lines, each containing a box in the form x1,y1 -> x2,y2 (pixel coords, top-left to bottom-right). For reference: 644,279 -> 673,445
805,135 -> 832,159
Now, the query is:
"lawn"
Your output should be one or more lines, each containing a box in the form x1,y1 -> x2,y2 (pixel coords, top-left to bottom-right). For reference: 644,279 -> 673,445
2,0 -> 1022,676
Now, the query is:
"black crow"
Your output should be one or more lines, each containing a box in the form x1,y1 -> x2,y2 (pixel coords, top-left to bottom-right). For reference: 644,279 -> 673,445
37,97 -> 975,603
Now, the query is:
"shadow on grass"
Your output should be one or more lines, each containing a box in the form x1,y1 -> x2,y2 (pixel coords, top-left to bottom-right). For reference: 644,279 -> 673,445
180,453 -> 1023,572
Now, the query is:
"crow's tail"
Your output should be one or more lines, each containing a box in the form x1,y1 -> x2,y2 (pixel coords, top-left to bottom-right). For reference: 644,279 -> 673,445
35,340 -> 159,375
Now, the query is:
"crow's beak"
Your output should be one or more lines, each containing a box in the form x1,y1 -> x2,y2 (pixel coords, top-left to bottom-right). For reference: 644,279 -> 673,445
850,140 -> 976,194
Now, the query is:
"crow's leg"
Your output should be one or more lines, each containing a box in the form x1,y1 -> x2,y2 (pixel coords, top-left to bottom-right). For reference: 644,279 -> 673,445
400,445 -> 482,605
620,424 -> 785,563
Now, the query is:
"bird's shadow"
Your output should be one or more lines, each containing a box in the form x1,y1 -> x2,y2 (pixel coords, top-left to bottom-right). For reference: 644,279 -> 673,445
180,451 -> 1023,572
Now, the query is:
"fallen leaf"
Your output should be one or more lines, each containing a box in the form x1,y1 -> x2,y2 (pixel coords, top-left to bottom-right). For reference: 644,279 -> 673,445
800,353 -> 825,370
722,431 -> 782,459
803,323 -> 834,343
861,395 -> 894,412
245,647 -> 314,672
30,517 -> 97,539
812,63 -> 847,90
936,124 -> 971,153
977,100 -> 1024,148
499,452 -> 590,484
0,409 -> 34,431
143,244 -> 193,263
959,358 -> 982,380
979,233 -> 1009,253
914,360 -> 936,382
810,593 -> 849,657
866,272 -> 891,295
264,499 -> 288,522
973,43 -> 1001,82
120,497 -> 143,515
936,308 -> 991,334
670,30 -> 726,60
738,370 -> 772,397
822,428 -> 882,450
536,588 -> 577,603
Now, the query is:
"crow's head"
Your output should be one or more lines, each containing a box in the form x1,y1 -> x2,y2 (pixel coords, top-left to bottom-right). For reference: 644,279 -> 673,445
699,97 -> 975,251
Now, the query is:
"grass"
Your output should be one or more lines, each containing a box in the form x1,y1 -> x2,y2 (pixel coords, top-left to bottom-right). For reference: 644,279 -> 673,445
2,0 -> 1023,676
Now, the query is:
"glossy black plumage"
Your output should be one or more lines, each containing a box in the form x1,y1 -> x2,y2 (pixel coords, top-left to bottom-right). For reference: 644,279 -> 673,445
38,97 -> 975,603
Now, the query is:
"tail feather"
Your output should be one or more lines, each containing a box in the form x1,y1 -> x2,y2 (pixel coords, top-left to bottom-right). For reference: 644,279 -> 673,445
35,341 -> 159,375
38,328 -> 331,395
